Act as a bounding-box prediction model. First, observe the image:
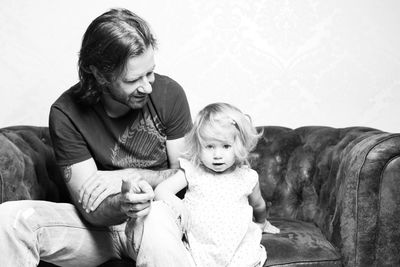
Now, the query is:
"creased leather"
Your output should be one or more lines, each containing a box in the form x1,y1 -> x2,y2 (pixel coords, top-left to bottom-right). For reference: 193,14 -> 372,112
251,126 -> 400,266
1,125 -> 400,267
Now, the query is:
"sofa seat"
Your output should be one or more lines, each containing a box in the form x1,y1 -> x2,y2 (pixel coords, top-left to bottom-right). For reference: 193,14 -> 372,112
263,218 -> 341,266
40,217 -> 342,267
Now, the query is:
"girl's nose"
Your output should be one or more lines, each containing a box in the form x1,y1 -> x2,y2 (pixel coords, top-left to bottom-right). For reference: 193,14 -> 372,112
213,149 -> 223,159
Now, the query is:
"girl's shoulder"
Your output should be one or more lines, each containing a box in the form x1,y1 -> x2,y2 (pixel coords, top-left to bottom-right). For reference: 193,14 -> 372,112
238,165 -> 258,176
178,157 -> 202,178
178,157 -> 194,171
236,165 -> 259,187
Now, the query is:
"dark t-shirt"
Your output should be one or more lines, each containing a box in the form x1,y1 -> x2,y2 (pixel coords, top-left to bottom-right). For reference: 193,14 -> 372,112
49,73 -> 192,171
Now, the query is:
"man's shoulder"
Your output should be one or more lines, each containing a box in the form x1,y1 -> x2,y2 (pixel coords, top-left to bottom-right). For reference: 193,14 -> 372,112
52,83 -> 77,106
154,73 -> 177,84
51,83 -> 87,115
153,73 -> 184,95
152,73 -> 187,106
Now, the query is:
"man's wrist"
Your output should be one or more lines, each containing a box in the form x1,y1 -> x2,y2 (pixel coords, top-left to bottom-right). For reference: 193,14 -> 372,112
111,193 -> 129,220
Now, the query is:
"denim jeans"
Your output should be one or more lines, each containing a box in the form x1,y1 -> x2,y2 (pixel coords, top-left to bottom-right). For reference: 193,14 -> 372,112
0,200 -> 192,267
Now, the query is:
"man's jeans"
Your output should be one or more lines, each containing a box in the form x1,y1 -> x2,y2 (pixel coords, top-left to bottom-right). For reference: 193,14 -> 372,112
0,200 -> 192,267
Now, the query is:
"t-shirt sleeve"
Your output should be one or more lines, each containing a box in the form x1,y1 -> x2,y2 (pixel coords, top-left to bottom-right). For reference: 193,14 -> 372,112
49,106 -> 92,166
156,77 -> 192,140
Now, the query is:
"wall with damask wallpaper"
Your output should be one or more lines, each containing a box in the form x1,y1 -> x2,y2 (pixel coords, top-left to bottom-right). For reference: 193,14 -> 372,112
1,0 -> 399,132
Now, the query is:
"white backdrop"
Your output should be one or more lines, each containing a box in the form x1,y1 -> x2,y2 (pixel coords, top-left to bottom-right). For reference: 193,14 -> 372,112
1,0 -> 400,132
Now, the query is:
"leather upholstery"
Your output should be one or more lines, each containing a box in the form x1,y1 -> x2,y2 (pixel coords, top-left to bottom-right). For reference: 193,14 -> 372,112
0,126 -> 69,203
251,126 -> 400,266
1,125 -> 399,266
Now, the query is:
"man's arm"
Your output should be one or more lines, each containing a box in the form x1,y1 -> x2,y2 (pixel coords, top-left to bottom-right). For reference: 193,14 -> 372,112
61,158 -> 176,226
61,158 -> 125,226
121,168 -> 179,188
166,137 -> 185,169
63,137 -> 185,226
79,137 -> 185,214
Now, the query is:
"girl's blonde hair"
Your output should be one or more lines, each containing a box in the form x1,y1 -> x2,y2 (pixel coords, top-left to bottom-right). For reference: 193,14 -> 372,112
183,103 -> 262,167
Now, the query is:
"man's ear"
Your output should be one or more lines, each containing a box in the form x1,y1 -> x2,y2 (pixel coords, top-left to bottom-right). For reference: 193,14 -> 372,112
89,65 -> 107,85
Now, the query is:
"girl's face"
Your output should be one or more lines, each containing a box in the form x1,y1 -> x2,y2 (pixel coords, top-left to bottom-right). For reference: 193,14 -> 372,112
200,130 -> 236,173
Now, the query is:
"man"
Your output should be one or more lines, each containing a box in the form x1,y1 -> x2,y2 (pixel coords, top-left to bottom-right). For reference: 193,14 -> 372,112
0,8 -> 193,266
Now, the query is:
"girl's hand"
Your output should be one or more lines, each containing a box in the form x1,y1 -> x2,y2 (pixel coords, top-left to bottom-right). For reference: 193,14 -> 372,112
258,220 -> 280,234
120,178 -> 154,218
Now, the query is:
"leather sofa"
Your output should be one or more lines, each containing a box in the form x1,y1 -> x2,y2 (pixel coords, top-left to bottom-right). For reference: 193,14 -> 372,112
1,125 -> 399,267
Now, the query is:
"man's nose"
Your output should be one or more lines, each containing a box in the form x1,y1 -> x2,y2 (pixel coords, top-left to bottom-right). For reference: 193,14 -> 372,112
137,79 -> 152,94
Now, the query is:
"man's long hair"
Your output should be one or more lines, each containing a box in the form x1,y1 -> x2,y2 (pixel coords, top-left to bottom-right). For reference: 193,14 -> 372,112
74,8 -> 157,105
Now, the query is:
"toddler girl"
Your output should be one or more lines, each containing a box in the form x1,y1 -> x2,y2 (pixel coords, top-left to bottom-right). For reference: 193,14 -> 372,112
154,102 -> 279,267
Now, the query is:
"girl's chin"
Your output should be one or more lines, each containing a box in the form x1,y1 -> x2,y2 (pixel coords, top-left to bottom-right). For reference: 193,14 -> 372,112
202,164 -> 236,174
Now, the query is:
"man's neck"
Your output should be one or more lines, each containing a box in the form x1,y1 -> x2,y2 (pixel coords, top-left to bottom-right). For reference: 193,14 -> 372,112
101,94 -> 130,118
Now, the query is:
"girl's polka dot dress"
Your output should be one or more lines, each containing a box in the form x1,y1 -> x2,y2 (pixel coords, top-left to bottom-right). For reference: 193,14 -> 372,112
180,158 -> 266,267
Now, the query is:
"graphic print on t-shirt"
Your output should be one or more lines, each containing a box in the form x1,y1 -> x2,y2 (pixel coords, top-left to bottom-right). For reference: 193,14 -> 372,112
110,106 -> 167,169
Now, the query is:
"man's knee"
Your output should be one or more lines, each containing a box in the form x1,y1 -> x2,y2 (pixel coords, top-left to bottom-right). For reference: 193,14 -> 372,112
0,201 -> 23,227
126,200 -> 182,252
134,201 -> 192,266
141,201 -> 182,244
0,201 -> 39,234
145,201 -> 178,229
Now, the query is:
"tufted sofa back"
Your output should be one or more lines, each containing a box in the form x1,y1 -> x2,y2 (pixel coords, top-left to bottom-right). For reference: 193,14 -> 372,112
1,125 -> 400,266
250,126 -> 400,266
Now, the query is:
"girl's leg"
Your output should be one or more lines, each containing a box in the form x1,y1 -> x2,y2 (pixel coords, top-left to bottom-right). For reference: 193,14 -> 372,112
228,223 -> 266,267
0,200 -> 124,267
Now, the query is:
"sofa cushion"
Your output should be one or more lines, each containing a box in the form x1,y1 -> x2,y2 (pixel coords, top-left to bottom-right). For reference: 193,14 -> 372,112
0,126 -> 69,203
40,218 -> 340,267
38,259 -> 135,267
263,218 -> 341,266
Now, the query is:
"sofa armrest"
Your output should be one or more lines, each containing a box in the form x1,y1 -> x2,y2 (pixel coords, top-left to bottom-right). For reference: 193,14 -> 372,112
0,126 -> 69,203
333,133 -> 400,266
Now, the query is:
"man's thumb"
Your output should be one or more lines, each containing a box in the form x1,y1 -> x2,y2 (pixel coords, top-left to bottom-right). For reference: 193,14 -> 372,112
121,178 -> 140,194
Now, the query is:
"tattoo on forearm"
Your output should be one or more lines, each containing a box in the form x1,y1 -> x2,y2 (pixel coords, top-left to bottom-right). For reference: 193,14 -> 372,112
155,169 -> 178,185
161,169 -> 179,180
62,165 -> 72,183
127,168 -> 180,188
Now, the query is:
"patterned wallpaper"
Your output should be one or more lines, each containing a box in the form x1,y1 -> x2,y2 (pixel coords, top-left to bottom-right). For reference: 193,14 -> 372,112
1,0 -> 399,132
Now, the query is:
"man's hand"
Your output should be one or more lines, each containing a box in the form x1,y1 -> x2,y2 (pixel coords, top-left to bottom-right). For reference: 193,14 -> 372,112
120,178 -> 155,219
79,170 -> 124,213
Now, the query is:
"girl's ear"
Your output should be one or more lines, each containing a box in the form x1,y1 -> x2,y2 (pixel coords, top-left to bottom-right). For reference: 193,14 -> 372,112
89,65 -> 107,85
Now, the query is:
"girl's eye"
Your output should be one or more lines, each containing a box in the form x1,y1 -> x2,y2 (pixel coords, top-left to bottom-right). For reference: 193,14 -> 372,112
223,144 -> 231,149
206,145 -> 214,149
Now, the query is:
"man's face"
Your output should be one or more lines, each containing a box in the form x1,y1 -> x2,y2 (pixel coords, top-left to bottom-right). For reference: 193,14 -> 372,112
105,46 -> 156,110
